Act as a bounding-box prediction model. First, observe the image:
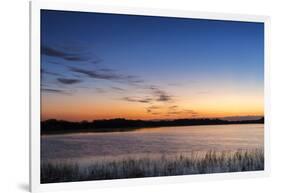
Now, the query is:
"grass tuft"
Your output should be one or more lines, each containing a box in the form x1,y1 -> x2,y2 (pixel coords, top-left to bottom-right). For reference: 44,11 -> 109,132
41,149 -> 264,183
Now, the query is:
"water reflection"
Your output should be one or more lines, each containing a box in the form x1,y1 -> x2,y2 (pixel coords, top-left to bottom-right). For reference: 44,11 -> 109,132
41,124 -> 264,165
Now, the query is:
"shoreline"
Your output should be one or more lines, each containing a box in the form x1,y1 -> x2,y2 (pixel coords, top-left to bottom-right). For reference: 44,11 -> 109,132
41,121 -> 264,135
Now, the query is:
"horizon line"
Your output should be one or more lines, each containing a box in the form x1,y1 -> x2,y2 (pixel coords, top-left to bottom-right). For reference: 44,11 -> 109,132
41,115 -> 264,122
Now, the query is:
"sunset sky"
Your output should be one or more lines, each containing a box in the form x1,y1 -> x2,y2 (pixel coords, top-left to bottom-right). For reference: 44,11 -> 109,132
41,10 -> 264,121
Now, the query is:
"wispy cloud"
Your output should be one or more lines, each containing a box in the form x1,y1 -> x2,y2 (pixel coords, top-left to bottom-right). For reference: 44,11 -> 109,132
111,86 -> 126,92
169,105 -> 178,110
180,109 -> 199,117
161,108 -> 199,117
148,86 -> 174,102
41,45 -> 102,63
119,85 -> 175,116
42,88 -> 69,95
57,78 -> 82,85
70,67 -> 118,80
41,45 -> 89,62
69,66 -> 144,84
122,97 -> 153,103
167,111 -> 182,115
148,105 -> 161,110
146,105 -> 161,113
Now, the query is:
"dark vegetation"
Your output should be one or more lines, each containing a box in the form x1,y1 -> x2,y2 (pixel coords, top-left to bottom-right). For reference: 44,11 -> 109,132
41,149 -> 264,183
41,117 -> 264,134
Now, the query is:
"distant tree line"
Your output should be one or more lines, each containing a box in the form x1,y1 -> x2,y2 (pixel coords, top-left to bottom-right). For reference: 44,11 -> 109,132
41,117 -> 264,135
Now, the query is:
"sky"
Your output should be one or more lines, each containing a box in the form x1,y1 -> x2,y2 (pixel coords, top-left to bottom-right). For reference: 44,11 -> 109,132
41,10 -> 264,121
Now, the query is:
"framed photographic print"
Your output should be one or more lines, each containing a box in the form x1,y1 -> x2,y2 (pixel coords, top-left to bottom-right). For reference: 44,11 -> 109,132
30,0 -> 270,192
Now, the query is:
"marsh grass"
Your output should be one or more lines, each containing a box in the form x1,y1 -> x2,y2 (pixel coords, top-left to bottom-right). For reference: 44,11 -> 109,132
41,149 -> 264,183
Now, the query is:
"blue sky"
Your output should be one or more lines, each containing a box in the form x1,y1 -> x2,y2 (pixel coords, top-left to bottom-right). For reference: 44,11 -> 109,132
41,10 -> 264,121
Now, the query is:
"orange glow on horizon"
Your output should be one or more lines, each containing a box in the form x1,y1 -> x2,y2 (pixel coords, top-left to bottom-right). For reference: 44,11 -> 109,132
41,98 -> 263,121
41,83 -> 263,121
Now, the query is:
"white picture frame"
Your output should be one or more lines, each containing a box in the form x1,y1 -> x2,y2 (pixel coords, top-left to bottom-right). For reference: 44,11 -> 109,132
30,0 -> 270,192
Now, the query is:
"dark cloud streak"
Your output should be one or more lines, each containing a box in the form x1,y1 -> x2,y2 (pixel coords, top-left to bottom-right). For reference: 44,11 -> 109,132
122,97 -> 152,103
41,88 -> 69,94
148,86 -> 173,102
69,66 -> 144,84
111,87 -> 126,91
57,78 -> 82,85
41,45 -> 93,62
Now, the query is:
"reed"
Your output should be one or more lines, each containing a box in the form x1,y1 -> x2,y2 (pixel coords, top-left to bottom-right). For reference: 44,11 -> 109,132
41,149 -> 264,183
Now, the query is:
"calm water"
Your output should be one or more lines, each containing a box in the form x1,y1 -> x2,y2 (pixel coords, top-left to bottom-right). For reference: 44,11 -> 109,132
41,124 -> 264,164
